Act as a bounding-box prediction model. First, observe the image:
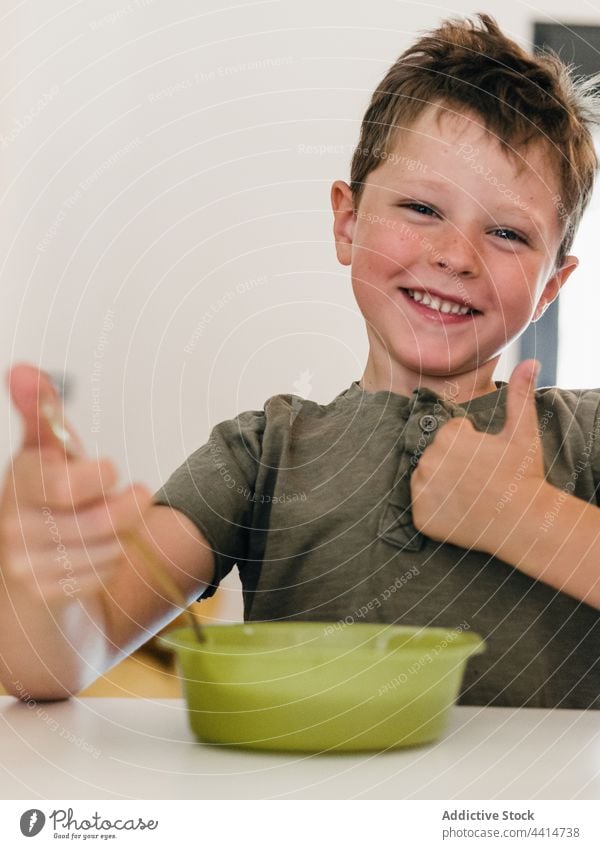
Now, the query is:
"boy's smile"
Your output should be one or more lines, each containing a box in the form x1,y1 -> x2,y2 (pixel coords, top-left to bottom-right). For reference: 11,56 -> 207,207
332,104 -> 579,401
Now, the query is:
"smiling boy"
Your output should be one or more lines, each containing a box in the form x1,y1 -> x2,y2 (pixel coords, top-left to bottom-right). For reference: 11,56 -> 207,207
1,13 -> 599,709
333,106 -> 576,399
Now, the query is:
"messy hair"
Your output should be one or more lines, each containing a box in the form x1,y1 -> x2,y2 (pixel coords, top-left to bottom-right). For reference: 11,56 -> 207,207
350,13 -> 600,265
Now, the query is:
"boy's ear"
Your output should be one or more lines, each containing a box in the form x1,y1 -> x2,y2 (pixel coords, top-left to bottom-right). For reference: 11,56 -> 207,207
532,254 -> 579,322
330,180 -> 356,266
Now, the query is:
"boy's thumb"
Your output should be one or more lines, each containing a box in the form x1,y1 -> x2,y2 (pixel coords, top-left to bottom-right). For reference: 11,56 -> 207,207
6,362 -> 80,453
504,358 -> 540,441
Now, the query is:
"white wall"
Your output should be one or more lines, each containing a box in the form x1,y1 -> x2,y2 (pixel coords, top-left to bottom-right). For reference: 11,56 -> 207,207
557,135 -> 600,389
2,0 -> 597,485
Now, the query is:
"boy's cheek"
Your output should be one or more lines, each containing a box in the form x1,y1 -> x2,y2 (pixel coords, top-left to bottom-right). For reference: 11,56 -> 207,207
350,243 -> 404,285
506,300 -> 540,336
352,273 -> 394,307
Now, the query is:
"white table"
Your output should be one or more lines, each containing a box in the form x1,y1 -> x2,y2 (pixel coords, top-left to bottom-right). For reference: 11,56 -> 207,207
0,696 -> 598,799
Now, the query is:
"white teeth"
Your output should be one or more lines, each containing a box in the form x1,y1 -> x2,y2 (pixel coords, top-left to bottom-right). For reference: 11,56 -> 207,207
407,289 -> 471,316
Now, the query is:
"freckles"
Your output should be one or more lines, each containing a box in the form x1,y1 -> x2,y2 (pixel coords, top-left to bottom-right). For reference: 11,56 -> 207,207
352,255 -> 382,285
352,246 -> 395,285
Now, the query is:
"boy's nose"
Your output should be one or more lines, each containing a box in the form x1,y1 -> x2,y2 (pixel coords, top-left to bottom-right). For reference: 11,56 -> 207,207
430,235 -> 479,278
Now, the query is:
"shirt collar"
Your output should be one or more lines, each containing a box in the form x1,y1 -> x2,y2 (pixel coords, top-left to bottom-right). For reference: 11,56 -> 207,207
341,379 -> 510,414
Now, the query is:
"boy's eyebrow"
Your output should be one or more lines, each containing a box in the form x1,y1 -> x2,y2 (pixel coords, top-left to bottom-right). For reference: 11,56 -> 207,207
395,177 -> 452,193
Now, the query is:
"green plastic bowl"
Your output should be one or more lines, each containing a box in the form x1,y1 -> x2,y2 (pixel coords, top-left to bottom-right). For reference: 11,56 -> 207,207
159,621 -> 485,753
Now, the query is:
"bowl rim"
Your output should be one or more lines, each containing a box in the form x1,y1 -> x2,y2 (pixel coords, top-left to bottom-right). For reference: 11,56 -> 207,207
158,621 -> 486,659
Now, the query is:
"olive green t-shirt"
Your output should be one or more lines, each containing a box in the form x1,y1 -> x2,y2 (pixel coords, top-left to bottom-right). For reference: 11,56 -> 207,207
153,380 -> 600,709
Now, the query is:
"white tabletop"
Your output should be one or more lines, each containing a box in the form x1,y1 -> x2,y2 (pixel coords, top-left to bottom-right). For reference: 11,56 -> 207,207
0,696 -> 598,800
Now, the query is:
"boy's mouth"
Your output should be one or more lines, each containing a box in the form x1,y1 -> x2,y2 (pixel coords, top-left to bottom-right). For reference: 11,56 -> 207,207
400,287 -> 480,319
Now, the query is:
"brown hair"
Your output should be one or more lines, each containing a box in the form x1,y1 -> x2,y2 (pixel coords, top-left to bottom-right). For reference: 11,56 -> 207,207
350,13 -> 600,265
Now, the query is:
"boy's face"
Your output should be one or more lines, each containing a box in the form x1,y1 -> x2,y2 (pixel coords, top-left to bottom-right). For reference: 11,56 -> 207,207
331,104 -> 578,399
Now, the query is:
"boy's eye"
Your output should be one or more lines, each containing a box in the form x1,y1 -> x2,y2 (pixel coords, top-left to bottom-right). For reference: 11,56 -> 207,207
492,227 -> 528,244
402,202 -> 438,216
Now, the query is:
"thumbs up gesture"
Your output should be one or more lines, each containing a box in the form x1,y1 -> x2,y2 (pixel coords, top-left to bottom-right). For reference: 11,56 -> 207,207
0,363 -> 153,603
410,360 -> 545,555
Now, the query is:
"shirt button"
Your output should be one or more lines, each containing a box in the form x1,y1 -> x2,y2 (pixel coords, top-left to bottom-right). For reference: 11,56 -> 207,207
419,414 -> 438,432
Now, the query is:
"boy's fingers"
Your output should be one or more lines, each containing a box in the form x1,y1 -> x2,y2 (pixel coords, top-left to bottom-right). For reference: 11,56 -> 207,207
503,359 -> 540,443
69,483 -> 154,541
10,451 -> 119,508
9,539 -> 125,580
33,483 -> 153,544
6,362 -> 85,456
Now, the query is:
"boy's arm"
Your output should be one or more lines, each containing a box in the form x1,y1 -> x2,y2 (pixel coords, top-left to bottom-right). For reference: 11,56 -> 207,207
486,478 -> 600,610
98,504 -> 216,660
411,360 -> 600,610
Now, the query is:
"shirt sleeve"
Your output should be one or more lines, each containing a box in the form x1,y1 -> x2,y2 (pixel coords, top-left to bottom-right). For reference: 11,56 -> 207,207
586,390 -> 600,506
152,408 -> 265,598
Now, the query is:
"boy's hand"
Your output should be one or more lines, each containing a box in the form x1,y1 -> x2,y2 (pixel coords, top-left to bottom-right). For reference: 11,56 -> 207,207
410,359 -> 544,554
0,363 -> 153,603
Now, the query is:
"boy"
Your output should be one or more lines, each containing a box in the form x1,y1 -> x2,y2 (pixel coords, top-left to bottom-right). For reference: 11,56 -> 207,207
1,13 -> 599,709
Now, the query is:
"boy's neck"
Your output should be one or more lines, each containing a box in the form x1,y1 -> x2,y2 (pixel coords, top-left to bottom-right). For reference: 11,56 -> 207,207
358,359 -> 500,403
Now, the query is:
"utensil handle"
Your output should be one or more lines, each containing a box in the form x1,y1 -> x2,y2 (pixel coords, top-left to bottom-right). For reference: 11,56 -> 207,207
122,531 -> 205,643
